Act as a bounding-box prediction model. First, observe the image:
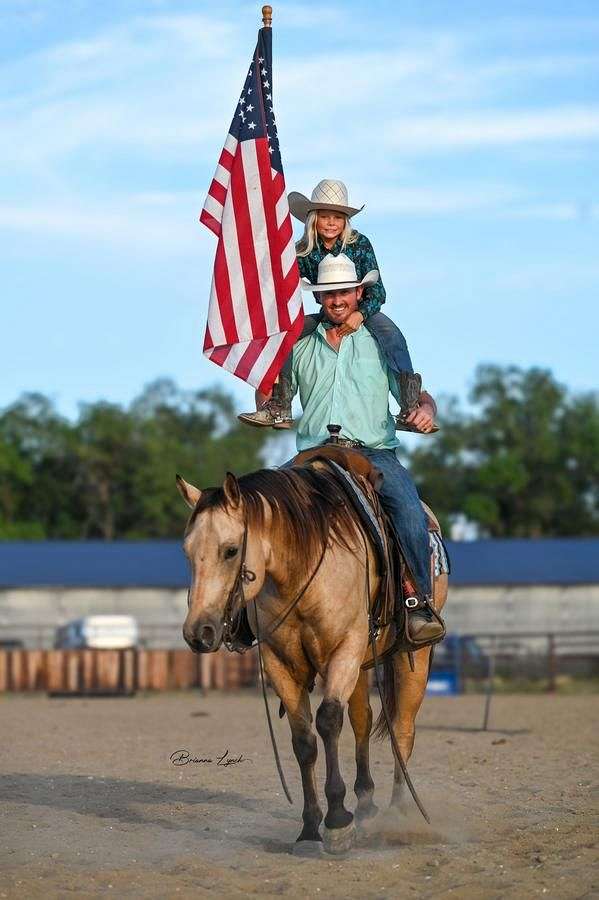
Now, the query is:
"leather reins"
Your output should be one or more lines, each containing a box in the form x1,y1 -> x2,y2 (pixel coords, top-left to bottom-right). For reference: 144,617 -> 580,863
220,518 -> 328,805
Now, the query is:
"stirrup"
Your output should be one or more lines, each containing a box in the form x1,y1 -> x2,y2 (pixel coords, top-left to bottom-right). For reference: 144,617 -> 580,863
403,595 -> 446,650
398,594 -> 446,649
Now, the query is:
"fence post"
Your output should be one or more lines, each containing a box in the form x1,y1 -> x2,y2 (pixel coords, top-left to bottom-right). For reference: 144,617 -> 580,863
454,636 -> 463,694
482,637 -> 497,731
547,634 -> 557,693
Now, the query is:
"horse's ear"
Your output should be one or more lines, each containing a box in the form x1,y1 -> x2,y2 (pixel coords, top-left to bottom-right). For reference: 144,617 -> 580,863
176,474 -> 202,509
223,472 -> 241,509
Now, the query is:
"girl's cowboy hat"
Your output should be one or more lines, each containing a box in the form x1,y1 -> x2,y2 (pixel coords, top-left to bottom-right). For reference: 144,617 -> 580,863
301,253 -> 378,293
288,179 -> 364,223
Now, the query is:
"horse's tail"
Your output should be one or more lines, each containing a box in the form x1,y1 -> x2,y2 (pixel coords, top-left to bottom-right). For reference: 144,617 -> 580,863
372,654 -> 397,741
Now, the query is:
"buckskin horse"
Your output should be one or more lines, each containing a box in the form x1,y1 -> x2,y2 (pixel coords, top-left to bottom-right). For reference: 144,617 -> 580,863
176,457 -> 447,855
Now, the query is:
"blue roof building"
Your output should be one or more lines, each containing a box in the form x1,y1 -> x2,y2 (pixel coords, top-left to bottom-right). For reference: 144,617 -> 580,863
0,539 -> 598,588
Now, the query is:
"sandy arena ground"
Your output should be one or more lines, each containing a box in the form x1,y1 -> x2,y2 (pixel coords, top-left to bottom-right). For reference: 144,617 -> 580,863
0,691 -> 598,899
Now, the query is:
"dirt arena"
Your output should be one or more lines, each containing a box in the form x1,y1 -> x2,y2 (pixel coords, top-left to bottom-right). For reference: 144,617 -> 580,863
1,691 -> 597,899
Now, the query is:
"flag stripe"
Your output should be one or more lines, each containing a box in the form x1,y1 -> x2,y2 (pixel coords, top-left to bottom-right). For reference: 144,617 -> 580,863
202,193 -> 223,223
254,138 -> 291,331
208,178 -> 227,207
219,188 -> 251,342
243,140 -> 280,334
199,209 -> 221,236
229,147 -> 268,338
212,239 -> 238,344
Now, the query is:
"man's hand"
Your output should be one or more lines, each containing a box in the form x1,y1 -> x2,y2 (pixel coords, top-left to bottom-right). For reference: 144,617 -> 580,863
406,401 -> 436,433
337,310 -> 364,337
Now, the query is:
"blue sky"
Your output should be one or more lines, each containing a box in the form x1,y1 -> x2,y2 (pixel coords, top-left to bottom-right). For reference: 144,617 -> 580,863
1,0 -> 598,422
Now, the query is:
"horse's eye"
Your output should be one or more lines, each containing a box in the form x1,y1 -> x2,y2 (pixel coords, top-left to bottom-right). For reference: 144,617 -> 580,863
224,546 -> 239,560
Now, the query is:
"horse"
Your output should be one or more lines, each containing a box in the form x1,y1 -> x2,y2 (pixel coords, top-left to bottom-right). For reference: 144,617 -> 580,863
176,463 -> 447,855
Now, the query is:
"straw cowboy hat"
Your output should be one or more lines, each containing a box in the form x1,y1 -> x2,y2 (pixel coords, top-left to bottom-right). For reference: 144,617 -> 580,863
301,253 -> 378,293
288,179 -> 365,223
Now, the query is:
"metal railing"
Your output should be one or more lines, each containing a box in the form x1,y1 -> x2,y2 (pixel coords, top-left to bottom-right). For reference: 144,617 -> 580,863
432,631 -> 599,694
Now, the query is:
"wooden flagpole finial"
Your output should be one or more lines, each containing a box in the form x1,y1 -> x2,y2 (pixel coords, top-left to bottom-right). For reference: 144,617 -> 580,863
262,5 -> 272,27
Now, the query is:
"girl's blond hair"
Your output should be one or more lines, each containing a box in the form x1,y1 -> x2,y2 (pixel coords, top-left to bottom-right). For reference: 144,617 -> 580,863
296,210 -> 358,257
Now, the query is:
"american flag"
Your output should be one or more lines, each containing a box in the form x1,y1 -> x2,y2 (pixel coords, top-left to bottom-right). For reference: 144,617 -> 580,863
200,25 -> 303,393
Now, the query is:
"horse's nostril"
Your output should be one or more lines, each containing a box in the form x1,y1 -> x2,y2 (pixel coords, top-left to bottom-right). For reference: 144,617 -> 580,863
200,624 -> 216,648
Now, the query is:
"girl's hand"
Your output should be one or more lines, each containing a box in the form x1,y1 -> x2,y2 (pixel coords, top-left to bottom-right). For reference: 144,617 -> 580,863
338,311 -> 364,337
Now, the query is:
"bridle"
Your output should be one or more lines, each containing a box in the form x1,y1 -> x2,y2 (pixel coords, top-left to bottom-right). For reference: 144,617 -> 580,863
222,524 -> 256,650
220,518 -> 328,652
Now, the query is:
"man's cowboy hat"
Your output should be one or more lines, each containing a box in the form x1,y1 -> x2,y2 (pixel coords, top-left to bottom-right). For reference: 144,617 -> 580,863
301,253 -> 378,293
288,179 -> 364,223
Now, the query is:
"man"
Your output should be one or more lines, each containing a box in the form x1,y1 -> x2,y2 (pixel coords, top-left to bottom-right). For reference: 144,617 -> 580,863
254,253 -> 444,643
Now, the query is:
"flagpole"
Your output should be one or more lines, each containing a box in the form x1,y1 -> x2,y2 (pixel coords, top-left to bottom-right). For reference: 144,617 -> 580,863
261,4 -> 277,395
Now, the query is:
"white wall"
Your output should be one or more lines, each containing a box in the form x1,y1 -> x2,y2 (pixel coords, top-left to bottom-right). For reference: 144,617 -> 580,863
2,583 -> 599,648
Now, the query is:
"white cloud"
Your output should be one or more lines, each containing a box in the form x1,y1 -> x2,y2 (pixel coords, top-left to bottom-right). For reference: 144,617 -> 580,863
348,182 -> 524,215
0,197 -> 206,255
386,107 -> 599,151
0,6 -> 598,256
503,202 -> 599,222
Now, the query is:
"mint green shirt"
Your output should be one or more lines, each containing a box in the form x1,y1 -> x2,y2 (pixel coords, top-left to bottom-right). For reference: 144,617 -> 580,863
290,323 -> 401,451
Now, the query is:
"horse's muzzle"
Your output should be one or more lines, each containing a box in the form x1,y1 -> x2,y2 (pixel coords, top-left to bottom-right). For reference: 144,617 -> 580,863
183,619 -> 223,653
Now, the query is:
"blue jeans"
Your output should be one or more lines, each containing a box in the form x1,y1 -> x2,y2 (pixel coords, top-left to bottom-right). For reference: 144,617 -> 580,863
282,447 -> 431,596
274,312 -> 412,404
364,312 -> 413,377
356,448 -> 432,596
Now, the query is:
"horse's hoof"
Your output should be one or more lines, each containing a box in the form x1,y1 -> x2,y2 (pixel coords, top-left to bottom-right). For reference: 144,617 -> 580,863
323,821 -> 357,856
292,840 -> 324,858
356,801 -> 379,824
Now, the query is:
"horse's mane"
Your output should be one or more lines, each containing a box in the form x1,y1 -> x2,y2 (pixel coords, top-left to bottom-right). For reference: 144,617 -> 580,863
188,466 -> 356,564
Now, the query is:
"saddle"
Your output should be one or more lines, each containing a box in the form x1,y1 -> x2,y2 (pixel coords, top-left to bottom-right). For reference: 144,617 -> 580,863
292,445 -> 449,663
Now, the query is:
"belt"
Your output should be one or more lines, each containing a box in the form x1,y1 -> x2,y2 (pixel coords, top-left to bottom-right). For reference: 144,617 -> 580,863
324,436 -> 365,449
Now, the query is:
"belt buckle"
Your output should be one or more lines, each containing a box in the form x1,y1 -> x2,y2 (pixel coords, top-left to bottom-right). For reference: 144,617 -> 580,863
405,596 -> 419,609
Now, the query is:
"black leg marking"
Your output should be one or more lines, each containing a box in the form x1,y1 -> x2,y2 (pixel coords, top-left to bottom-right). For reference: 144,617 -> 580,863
291,728 -> 323,842
315,699 -> 353,831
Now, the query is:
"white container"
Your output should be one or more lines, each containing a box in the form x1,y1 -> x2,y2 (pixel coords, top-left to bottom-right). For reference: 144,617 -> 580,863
54,615 -> 139,649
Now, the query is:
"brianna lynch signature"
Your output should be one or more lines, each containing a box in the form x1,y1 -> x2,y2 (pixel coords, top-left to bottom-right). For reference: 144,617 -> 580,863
169,749 -> 252,767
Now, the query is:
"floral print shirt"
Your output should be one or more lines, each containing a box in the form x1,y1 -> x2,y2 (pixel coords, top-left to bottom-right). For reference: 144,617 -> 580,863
296,232 -> 386,323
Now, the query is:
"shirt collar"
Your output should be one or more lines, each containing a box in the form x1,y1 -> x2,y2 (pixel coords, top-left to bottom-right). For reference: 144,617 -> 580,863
316,236 -> 342,255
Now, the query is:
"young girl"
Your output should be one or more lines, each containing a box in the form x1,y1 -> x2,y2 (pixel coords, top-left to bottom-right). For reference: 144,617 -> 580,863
238,179 -> 415,428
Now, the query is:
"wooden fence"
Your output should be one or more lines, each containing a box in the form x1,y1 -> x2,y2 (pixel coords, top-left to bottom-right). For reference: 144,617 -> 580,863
0,648 -> 259,694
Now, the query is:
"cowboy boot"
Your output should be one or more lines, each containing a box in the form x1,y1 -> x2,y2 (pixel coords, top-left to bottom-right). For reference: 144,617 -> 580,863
237,376 -> 293,429
395,372 -> 439,434
401,576 -> 445,644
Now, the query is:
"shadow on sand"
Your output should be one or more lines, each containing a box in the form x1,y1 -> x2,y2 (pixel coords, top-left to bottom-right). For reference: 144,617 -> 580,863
0,772 -> 296,841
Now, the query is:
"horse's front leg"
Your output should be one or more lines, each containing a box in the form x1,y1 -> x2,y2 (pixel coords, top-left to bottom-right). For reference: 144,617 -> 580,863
316,641 -> 364,854
261,645 -> 323,845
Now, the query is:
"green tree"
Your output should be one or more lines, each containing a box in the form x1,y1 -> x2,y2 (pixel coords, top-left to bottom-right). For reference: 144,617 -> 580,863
126,379 -> 271,538
2,368 -> 597,540
0,394 -> 81,538
410,365 -> 599,537
0,380 -> 278,540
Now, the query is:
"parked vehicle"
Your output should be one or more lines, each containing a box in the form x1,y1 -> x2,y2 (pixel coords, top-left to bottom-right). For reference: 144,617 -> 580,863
54,615 -> 139,650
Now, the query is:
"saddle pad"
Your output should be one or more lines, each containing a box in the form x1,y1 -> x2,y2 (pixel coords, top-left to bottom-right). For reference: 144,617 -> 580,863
430,530 -> 450,577
327,459 -> 386,555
